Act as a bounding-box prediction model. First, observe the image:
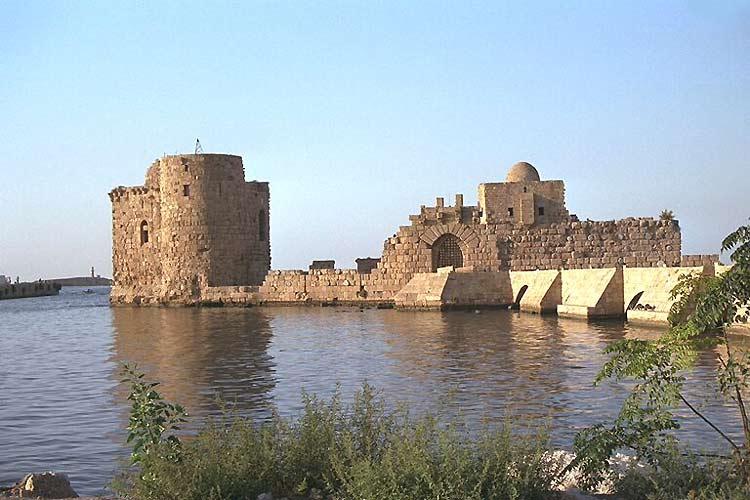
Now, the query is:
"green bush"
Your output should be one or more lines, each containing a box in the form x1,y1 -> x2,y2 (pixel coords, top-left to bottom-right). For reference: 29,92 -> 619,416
116,380 -> 561,500
615,444 -> 750,500
567,221 -> 750,497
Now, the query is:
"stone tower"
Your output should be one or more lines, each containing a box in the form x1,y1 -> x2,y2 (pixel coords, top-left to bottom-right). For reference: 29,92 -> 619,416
478,162 -> 569,225
109,153 -> 270,304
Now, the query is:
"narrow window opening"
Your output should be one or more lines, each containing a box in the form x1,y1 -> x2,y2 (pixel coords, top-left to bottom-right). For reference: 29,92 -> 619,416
140,221 -> 149,245
538,206 -> 545,216
507,207 -> 514,217
523,186 -> 527,193
184,165 -> 189,172
183,184 -> 190,197
258,210 -> 267,241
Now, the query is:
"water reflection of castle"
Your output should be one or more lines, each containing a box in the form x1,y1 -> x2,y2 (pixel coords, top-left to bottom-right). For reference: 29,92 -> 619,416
111,307 -> 276,421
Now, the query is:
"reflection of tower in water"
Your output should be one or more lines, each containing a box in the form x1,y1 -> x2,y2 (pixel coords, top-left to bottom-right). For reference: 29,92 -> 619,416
111,307 -> 275,425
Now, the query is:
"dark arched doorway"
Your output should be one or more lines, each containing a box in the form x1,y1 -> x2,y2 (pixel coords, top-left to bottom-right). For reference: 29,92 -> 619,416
431,233 -> 464,271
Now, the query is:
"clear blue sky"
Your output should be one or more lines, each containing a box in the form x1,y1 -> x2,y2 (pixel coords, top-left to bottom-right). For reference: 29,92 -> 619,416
2,1 -> 748,280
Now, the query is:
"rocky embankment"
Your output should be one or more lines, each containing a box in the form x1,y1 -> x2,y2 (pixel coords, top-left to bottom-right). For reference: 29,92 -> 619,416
0,472 -> 113,499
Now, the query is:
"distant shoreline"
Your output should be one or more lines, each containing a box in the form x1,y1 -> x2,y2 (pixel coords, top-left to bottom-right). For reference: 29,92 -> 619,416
51,277 -> 113,287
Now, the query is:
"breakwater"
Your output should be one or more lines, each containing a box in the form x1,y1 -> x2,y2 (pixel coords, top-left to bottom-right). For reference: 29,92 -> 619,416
0,281 -> 60,300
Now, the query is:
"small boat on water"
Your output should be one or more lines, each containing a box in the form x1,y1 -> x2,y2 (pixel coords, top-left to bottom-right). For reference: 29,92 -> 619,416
82,289 -> 95,294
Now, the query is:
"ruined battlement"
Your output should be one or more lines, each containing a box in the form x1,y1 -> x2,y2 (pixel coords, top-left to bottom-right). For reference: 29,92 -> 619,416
681,254 -> 719,267
108,185 -> 151,200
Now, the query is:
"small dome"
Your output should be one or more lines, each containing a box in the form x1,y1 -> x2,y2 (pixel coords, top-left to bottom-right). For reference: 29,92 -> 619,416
506,161 -> 540,183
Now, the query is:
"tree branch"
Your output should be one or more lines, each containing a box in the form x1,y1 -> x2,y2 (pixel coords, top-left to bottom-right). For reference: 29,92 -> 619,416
679,392 -> 740,452
723,329 -> 750,448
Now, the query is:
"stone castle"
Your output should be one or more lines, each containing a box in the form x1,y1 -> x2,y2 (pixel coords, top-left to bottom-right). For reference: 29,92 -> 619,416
110,154 -> 726,324
369,161 -> 682,296
109,154 -> 269,303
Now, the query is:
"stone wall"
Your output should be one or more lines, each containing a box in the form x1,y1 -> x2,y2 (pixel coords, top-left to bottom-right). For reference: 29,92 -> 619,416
392,268 -> 513,310
258,269 -> 373,304
504,218 -> 681,270
558,267 -> 624,318
201,285 -> 260,306
509,270 -> 562,313
307,269 -> 365,302
110,185 -> 162,303
623,266 -> 707,324
680,254 -> 719,267
258,270 -> 309,302
368,210 -> 681,299
0,281 -> 60,300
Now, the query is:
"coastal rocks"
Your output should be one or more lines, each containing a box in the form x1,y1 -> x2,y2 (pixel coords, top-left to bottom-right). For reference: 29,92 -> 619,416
550,449 -> 639,496
1,472 -> 78,498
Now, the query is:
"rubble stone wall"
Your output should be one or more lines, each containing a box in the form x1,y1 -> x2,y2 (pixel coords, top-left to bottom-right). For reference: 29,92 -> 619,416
367,207 -> 681,298
258,269 -> 371,303
110,185 -> 162,302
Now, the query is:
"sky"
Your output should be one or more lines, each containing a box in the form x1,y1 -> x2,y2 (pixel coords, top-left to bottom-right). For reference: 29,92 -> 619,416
1,1 -> 748,280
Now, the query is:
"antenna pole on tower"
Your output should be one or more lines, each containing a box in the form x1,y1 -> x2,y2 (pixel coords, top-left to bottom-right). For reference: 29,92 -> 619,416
195,138 -> 203,154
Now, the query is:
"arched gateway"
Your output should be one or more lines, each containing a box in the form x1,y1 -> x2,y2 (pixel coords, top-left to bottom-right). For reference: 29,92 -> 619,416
431,233 -> 464,271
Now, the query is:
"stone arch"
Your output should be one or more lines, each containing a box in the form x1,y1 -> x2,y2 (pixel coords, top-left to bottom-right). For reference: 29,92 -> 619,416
515,284 -> 529,305
431,233 -> 464,271
627,291 -> 644,311
419,223 -> 486,272
419,223 -> 480,248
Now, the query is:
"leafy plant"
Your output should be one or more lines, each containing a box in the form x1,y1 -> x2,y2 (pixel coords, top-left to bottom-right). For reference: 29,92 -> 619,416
121,363 -> 187,466
659,210 -> 675,222
117,383 -> 560,500
570,221 -> 750,491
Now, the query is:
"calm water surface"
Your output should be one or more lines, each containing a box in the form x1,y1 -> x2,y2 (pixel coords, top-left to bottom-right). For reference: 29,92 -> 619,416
0,286 -> 746,495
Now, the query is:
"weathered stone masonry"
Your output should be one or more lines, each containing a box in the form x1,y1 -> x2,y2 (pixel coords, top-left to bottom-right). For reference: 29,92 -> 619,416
110,157 -> 703,307
364,162 -> 682,297
109,154 -> 269,304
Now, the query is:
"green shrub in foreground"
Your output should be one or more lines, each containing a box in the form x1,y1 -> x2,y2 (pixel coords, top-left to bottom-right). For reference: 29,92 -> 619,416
615,443 -> 750,500
116,382 -> 560,500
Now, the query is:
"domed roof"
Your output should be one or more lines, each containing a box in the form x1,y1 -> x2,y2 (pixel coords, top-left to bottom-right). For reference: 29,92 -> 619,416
505,161 -> 540,183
